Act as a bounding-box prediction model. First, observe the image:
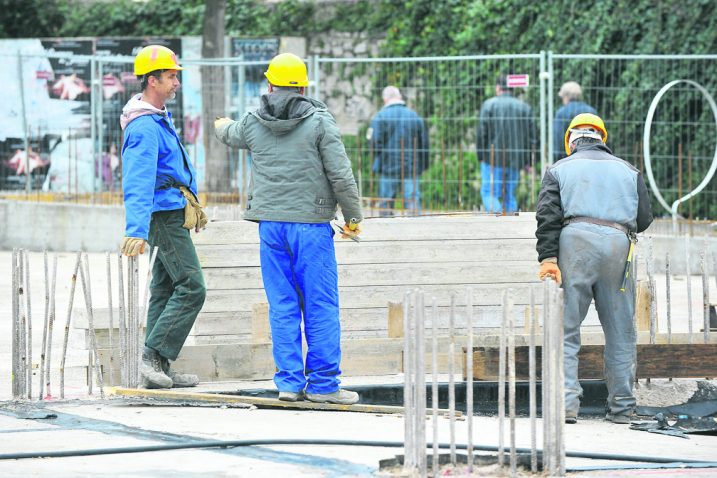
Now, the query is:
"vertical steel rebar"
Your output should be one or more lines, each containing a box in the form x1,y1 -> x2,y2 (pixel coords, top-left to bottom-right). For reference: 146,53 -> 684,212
402,290 -> 414,471
666,252 -> 672,344
465,287 -> 474,474
24,251 -> 32,400
415,291 -> 427,477
646,237 -> 657,344
498,290 -> 507,467
45,254 -> 58,398
117,252 -> 127,387
507,291 -> 517,477
686,238 -> 693,344
106,252 -> 115,386
81,254 -> 105,398
556,287 -> 566,476
528,285 -> 537,473
542,279 -> 552,473
40,250 -> 49,399
60,252 -> 82,399
431,297 -> 439,478
11,249 -> 19,398
18,250 -> 26,398
701,248 -> 710,343
448,293 -> 456,467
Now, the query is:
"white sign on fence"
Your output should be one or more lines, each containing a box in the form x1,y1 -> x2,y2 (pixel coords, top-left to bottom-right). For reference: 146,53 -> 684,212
506,74 -> 529,88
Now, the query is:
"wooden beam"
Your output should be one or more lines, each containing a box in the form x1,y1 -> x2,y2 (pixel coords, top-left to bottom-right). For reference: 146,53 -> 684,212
387,302 -> 403,338
469,344 -> 717,380
635,281 -> 652,332
251,303 -> 270,343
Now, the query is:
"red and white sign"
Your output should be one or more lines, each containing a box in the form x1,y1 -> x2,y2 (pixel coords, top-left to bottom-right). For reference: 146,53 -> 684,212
506,74 -> 529,88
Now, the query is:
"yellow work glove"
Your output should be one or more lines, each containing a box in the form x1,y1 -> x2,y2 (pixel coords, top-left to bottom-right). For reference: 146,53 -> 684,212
121,237 -> 146,257
179,186 -> 208,232
342,221 -> 361,240
538,258 -> 562,285
214,117 -> 233,130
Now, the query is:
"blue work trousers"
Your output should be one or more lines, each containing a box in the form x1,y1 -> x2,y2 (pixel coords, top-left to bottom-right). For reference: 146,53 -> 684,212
378,174 -> 422,216
480,162 -> 519,213
259,221 -> 342,394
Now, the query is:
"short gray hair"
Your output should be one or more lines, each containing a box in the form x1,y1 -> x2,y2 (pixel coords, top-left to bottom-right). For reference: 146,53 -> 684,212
558,81 -> 582,101
382,85 -> 402,102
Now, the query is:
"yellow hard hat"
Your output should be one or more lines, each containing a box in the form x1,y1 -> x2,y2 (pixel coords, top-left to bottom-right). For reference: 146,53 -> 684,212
134,45 -> 183,76
264,53 -> 309,87
564,113 -> 607,155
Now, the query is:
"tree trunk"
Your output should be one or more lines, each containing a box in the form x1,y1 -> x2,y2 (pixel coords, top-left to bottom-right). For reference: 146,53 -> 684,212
201,0 -> 228,193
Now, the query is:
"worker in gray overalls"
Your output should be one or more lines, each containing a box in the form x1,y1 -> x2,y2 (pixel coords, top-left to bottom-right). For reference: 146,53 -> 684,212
535,113 -> 654,424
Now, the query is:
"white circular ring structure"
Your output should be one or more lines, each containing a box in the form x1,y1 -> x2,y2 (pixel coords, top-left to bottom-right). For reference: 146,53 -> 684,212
643,79 -> 717,218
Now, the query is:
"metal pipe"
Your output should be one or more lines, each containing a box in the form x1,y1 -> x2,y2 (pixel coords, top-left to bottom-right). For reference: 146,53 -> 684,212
498,290 -> 507,467
45,254 -> 58,398
106,252 -> 115,386
507,291 -> 517,477
431,297 -> 439,478
80,254 -> 105,398
465,287 -> 474,474
117,252 -> 127,388
60,252 -> 82,399
528,285 -> 537,473
448,293 -> 456,466
24,251 -> 32,400
685,238 -> 693,344
666,253 -> 672,344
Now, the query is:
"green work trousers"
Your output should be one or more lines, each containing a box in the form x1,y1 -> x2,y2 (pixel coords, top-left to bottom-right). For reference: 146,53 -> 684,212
146,208 -> 206,360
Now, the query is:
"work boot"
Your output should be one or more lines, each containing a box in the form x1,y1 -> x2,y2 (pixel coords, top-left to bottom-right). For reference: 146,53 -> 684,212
140,347 -> 173,389
565,410 -> 578,424
605,413 -> 632,424
278,391 -> 304,402
305,389 -> 359,405
160,357 -> 199,388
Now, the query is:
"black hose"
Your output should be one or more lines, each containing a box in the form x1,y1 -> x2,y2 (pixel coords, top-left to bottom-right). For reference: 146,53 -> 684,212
0,438 -> 714,466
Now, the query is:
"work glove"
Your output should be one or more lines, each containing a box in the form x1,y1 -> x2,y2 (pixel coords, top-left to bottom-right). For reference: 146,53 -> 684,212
214,117 -> 233,130
342,220 -> 361,240
538,257 -> 562,285
179,186 -> 208,233
121,237 -> 146,257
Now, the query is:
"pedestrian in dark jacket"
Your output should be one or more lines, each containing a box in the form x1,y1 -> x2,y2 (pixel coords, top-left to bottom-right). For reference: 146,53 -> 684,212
553,81 -> 597,163
536,113 -> 653,424
120,45 -> 206,390
214,53 -> 363,405
476,75 -> 537,213
368,86 -> 429,216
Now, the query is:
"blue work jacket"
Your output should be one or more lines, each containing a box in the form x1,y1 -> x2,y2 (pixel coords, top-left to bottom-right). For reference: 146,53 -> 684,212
121,112 -> 198,239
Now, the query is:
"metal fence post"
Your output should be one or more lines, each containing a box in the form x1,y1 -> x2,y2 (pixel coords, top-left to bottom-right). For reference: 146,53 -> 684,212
312,55 -> 320,101
90,57 -> 97,196
97,59 -> 105,196
16,52 -> 30,194
547,50 -> 555,168
539,50 -> 547,180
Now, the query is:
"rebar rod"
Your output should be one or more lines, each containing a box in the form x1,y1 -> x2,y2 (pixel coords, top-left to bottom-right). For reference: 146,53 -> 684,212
542,279 -> 552,473
465,287 -> 474,474
45,254 -> 58,398
666,253 -> 672,344
685,238 -> 693,344
106,252 -> 114,386
18,250 -> 26,399
80,254 -> 105,398
24,251 -> 32,400
507,291 -> 517,477
39,251 -> 49,399
528,285 -> 537,473
402,290 -> 414,471
557,287 -> 566,476
646,238 -> 656,344
415,291 -> 427,477
11,249 -> 19,398
431,297 -> 439,478
701,247 -> 710,343
448,293 -> 456,467
127,255 -> 134,387
117,252 -> 127,388
60,252 -> 82,399
498,290 -> 507,468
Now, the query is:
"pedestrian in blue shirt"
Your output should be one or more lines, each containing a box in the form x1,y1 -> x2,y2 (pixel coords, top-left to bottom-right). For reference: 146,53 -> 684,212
120,45 -> 207,389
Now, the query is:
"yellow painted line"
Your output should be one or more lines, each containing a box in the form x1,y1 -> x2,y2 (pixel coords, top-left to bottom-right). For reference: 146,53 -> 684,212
108,387 -> 460,416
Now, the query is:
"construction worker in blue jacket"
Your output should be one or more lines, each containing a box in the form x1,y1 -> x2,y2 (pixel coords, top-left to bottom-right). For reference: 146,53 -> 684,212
214,53 -> 363,405
120,45 -> 207,389
536,113 -> 653,424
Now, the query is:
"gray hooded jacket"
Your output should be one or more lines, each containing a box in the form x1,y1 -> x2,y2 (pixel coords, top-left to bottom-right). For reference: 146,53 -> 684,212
215,90 -> 363,224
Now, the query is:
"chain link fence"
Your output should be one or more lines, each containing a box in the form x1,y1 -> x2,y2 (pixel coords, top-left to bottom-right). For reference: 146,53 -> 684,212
2,45 -> 716,223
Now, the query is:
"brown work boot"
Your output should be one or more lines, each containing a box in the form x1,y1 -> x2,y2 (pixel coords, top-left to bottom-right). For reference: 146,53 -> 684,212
140,347 -> 173,389
161,357 -> 199,388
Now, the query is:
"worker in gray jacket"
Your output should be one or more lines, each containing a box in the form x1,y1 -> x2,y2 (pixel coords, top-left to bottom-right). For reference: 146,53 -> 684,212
214,53 -> 363,405
535,113 -> 653,424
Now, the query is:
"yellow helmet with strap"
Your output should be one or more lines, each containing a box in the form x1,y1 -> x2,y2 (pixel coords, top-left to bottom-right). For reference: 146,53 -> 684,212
564,113 -> 607,155
134,45 -> 183,76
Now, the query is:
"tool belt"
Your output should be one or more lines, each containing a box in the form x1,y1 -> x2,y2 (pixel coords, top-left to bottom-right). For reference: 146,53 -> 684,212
563,216 -> 636,242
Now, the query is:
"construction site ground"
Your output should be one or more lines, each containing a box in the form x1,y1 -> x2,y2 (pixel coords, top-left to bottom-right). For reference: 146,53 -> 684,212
2,250 -> 717,476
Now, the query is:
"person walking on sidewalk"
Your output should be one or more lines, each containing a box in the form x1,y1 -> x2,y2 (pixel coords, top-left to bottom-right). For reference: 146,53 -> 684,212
535,113 -> 653,424
120,44 -> 207,389
214,53 -> 363,405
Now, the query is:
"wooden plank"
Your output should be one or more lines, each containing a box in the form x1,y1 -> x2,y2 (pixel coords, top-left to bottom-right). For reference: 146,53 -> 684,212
196,239 -> 538,268
470,344 -> 717,380
387,302 -> 403,338
635,281 -> 652,332
201,261 -> 538,290
251,303 -> 270,343
193,214 -> 538,245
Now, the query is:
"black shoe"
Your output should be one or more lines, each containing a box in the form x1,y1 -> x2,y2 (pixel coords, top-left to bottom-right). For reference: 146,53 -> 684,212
140,347 -> 172,389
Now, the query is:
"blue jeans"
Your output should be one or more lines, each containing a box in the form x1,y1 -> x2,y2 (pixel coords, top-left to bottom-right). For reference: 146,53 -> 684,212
378,174 -> 422,216
480,162 -> 519,213
259,221 -> 342,394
